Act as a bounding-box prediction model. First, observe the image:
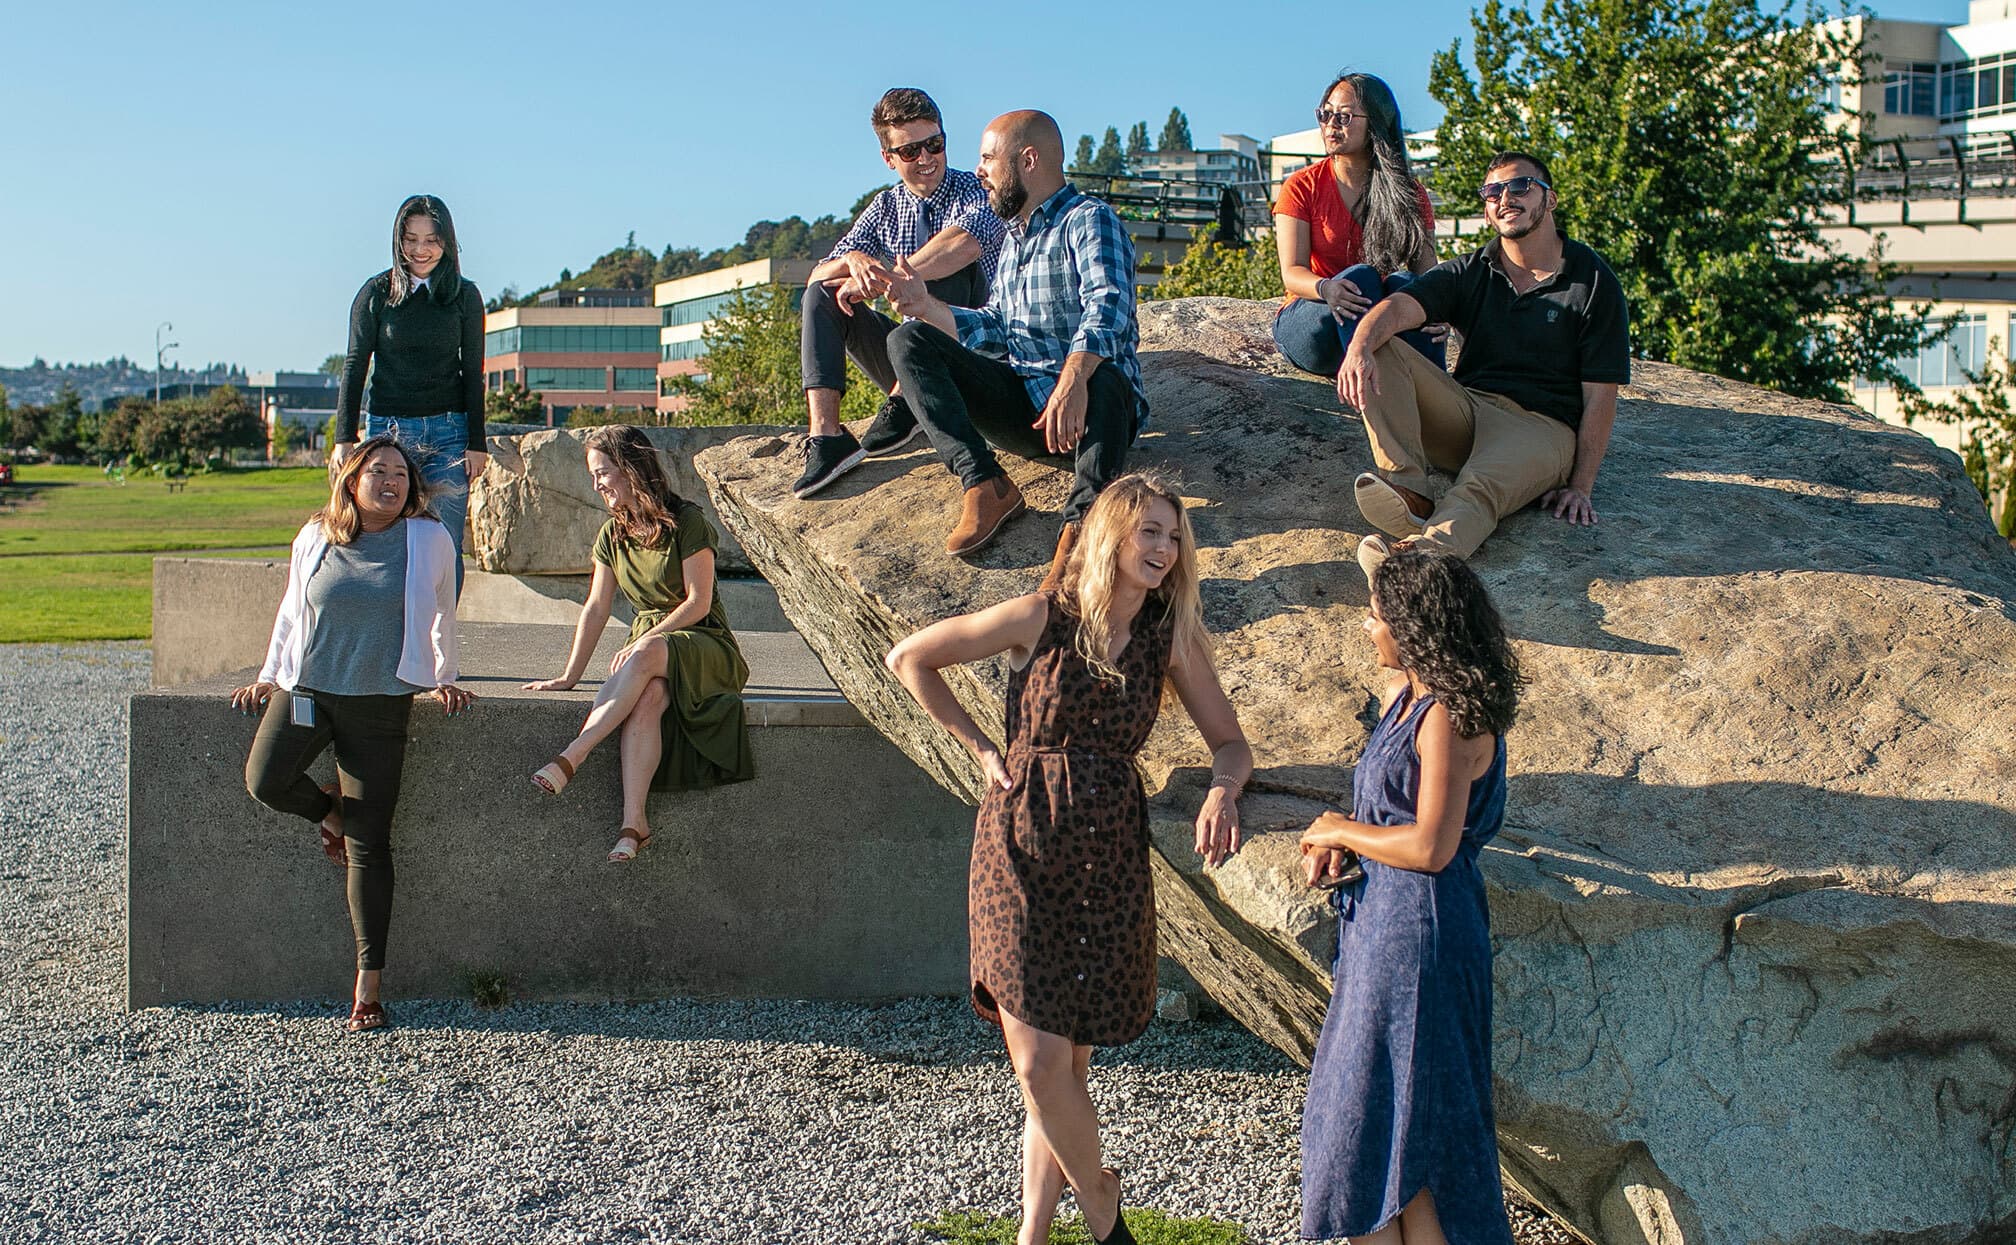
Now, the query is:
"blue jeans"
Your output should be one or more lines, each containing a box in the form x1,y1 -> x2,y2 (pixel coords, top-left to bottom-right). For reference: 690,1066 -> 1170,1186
1272,265 -> 1448,377
363,412 -> 468,594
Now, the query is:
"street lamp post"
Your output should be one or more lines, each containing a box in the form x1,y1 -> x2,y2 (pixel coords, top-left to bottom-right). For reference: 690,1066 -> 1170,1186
154,321 -> 179,408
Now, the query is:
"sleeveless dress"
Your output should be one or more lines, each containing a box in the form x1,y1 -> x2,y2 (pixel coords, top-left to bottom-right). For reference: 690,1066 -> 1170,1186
967,590 -> 1172,1047
1300,688 -> 1514,1244
592,502 -> 755,791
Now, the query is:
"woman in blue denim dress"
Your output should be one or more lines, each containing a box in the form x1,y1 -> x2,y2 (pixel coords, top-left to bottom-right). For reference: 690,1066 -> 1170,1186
1296,548 -> 1521,1245
332,194 -> 486,593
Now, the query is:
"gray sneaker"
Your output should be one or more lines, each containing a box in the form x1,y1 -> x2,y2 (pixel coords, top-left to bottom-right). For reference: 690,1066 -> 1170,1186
792,430 -> 866,498
859,395 -> 922,458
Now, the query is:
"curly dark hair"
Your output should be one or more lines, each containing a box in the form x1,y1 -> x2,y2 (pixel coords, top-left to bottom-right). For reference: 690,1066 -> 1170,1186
1372,549 -> 1522,738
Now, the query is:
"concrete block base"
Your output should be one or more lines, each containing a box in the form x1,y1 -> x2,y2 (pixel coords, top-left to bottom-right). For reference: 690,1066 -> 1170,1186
127,622 -> 975,1008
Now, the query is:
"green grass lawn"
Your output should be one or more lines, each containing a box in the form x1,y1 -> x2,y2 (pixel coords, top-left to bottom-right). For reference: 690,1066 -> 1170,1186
0,463 -> 328,554
0,464 -> 322,642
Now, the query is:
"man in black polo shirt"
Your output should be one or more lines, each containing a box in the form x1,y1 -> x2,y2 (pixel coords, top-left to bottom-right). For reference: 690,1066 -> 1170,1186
1336,150 -> 1630,578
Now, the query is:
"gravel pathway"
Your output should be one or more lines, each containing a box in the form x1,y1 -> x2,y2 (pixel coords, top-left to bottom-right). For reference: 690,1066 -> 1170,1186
0,643 -> 1575,1245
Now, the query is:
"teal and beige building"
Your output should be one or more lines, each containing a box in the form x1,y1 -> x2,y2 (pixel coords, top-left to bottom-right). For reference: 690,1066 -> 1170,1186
653,257 -> 814,417
482,289 -> 661,424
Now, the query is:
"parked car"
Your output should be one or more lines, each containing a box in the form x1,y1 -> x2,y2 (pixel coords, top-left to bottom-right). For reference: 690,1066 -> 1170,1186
0,462 -> 15,486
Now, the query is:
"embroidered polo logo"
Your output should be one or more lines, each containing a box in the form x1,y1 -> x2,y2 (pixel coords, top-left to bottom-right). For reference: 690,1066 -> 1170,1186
1547,309 -> 1560,322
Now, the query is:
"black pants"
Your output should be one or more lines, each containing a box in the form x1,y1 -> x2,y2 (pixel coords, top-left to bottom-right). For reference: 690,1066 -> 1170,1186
799,261 -> 987,395
884,320 -> 1136,524
244,689 -> 412,971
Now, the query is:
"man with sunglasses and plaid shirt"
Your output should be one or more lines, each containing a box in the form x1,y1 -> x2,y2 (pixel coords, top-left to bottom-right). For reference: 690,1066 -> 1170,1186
793,87 -> 1006,499
1337,150 -> 1631,583
882,109 -> 1146,588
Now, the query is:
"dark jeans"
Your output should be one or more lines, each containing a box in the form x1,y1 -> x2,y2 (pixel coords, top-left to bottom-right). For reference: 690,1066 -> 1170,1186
1272,265 -> 1448,377
244,689 -> 413,971
885,320 -> 1136,524
800,261 -> 988,395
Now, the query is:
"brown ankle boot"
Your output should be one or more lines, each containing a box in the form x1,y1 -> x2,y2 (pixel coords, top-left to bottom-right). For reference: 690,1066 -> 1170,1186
946,476 -> 1026,557
1037,522 -> 1081,594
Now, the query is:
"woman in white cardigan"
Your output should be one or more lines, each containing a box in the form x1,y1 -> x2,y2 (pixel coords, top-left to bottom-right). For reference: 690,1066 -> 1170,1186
231,435 -> 474,1033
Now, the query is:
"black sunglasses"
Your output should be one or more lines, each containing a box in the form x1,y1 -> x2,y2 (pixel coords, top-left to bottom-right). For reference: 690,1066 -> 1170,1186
1480,175 -> 1550,201
885,132 -> 946,163
1314,106 -> 1359,128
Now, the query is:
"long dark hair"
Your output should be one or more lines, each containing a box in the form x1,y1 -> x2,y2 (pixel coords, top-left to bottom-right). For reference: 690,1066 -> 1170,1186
1324,72 -> 1429,275
584,425 -> 686,548
388,194 -> 462,306
1372,549 -> 1521,738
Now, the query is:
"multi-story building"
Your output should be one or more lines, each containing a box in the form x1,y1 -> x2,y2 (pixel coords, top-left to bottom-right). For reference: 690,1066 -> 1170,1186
652,258 -> 814,417
481,289 -> 660,424
1825,1 -> 2016,446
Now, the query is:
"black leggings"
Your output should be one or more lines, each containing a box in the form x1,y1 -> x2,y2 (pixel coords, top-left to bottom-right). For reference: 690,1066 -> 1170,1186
244,689 -> 412,971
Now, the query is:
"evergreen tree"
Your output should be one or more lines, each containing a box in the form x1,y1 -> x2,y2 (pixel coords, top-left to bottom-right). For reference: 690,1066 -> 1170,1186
1428,0 -> 1929,401
1094,127 -> 1125,176
1126,122 -> 1152,158
1158,107 -> 1193,153
1073,134 -> 1096,173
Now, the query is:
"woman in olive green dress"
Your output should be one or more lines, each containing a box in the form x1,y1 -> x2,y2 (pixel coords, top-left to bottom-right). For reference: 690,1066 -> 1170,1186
524,424 -> 754,860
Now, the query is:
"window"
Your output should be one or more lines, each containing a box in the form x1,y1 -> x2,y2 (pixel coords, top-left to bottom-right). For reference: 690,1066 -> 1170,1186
1883,61 -> 1936,116
507,325 -> 658,354
483,327 -> 521,356
613,368 -> 656,392
525,367 -> 608,391
662,289 -> 752,327
1879,316 -> 1989,389
1938,53 -> 2016,121
662,339 -> 709,362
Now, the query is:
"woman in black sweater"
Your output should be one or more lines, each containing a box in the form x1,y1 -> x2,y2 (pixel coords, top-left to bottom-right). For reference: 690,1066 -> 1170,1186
333,194 -> 485,591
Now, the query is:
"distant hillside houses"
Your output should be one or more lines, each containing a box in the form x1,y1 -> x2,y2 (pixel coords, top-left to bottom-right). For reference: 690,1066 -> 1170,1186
1,358 -> 249,411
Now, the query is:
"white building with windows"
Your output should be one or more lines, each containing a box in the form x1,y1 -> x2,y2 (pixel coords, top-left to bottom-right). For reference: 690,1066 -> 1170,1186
1832,1 -> 2016,447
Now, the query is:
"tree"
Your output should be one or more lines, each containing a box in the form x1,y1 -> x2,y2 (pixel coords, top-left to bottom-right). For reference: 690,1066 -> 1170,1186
661,285 -> 881,427
1905,344 -> 2016,536
1158,107 -> 1193,153
1094,127 -> 1125,176
1427,0 -> 1930,401
1126,122 -> 1152,159
1143,226 -> 1285,302
1072,134 -> 1096,174
486,381 -> 546,425
39,386 -> 86,460
320,354 -> 345,377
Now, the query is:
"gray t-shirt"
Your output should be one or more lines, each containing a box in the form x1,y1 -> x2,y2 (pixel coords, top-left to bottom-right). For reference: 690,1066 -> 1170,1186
299,523 -> 415,696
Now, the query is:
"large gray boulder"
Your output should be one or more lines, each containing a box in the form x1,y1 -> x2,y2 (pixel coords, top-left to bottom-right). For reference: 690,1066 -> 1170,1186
470,424 -> 790,576
693,297 -> 2016,1245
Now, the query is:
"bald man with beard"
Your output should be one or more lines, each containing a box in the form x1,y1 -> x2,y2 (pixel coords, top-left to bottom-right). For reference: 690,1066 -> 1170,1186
883,110 -> 1147,589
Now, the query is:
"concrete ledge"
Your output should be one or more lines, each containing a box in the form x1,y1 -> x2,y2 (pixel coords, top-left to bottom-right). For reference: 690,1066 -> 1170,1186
152,556 -> 790,688
127,621 -> 972,1007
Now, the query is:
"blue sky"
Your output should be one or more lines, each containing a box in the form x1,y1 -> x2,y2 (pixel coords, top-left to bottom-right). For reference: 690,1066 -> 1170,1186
1,0 -> 1971,373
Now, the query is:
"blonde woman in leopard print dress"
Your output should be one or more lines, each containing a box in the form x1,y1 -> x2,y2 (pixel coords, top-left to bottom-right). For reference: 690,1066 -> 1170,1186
888,472 -> 1253,1245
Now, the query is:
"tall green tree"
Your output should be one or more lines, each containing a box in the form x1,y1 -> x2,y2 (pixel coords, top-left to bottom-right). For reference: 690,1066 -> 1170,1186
1072,134 -> 1096,173
1126,122 -> 1152,159
1158,107 -> 1193,153
662,285 -> 880,426
1427,0 -> 1928,401
1094,127 -> 1126,176
320,354 -> 345,377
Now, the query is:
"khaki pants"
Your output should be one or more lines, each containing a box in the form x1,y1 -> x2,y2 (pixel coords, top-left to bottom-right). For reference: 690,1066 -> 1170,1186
1357,340 -> 1577,558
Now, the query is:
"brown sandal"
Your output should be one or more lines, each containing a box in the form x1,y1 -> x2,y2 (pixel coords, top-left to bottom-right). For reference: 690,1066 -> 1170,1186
345,1000 -> 389,1033
607,828 -> 652,863
532,755 -> 575,795
317,783 -> 347,867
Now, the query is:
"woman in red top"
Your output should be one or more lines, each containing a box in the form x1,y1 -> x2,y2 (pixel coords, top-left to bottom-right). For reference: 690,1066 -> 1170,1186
1273,73 -> 1446,379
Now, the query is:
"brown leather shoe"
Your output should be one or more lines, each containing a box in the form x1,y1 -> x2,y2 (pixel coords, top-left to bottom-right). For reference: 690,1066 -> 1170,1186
1037,522 -> 1080,594
946,476 -> 1026,557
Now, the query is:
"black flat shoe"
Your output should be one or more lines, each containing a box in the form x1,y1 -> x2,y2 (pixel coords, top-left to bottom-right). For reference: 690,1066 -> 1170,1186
792,431 -> 865,498
1090,1167 -> 1136,1245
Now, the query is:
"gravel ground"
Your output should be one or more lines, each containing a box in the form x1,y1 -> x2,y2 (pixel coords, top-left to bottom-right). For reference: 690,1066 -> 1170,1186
0,643 -> 1576,1245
